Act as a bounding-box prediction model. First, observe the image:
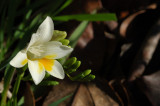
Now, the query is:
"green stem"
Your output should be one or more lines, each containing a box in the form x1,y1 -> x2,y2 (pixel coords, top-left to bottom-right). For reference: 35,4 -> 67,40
0,66 -> 15,106
11,67 -> 26,105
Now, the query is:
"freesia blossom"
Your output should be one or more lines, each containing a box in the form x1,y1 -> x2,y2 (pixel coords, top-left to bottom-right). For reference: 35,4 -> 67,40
10,16 -> 73,85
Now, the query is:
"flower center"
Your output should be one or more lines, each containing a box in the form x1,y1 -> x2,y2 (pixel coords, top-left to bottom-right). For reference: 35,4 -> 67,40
38,58 -> 55,71
28,44 -> 45,56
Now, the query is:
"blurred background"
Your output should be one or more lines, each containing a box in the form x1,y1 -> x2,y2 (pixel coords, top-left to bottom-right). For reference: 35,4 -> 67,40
1,0 -> 160,105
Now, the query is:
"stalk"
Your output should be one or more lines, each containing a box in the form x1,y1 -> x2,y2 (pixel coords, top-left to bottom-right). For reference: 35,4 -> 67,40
0,67 -> 15,106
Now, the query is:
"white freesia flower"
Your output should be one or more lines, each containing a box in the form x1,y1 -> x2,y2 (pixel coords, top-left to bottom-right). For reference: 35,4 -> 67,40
10,16 -> 73,85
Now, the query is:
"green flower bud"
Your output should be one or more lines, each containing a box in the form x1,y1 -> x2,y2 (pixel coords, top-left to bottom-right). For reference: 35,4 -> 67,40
39,81 -> 59,86
82,74 -> 95,81
83,69 -> 91,76
60,39 -> 70,45
69,61 -> 81,70
63,57 -> 77,69
89,74 -> 95,80
66,69 -> 76,74
72,69 -> 91,81
51,30 -> 67,41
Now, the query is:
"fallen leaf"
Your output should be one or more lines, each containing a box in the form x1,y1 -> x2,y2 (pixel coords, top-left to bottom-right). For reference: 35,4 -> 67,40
72,84 -> 94,106
141,70 -> 160,106
24,83 -> 35,106
87,83 -> 119,106
43,80 -> 78,106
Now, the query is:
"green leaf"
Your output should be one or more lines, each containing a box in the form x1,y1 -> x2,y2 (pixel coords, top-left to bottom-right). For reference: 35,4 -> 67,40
17,0 -> 50,16
53,0 -> 73,16
53,13 -> 117,21
17,96 -> 24,106
0,58 -> 11,71
0,66 -> 15,106
49,94 -> 73,106
47,0 -> 66,15
69,21 -> 89,47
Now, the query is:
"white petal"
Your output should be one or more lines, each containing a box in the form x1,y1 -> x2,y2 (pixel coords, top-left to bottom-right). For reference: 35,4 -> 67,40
28,16 -> 54,47
27,33 -> 38,49
28,60 -> 45,85
44,41 -> 73,59
46,60 -> 65,79
27,41 -> 73,59
10,51 -> 27,68
36,16 -> 54,43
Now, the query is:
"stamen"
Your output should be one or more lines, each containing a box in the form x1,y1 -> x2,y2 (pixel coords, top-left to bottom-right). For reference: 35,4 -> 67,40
28,44 -> 45,56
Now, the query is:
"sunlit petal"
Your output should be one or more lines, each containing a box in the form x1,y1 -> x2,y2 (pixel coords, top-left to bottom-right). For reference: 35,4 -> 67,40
44,41 -> 73,59
28,60 -> 45,85
46,60 -> 65,79
10,51 -> 28,68
27,41 -> 73,59
27,16 -> 54,47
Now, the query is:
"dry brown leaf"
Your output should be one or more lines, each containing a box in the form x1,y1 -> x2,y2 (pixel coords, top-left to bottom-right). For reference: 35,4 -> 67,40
77,23 -> 94,48
141,70 -> 160,106
120,43 -> 132,56
120,10 -> 146,37
43,80 -> 78,106
84,0 -> 102,13
104,31 -> 116,39
72,84 -> 94,106
109,79 -> 131,106
87,83 -> 119,106
24,83 -> 35,106
147,3 -> 157,9
119,11 -> 129,19
129,19 -> 160,81
104,21 -> 118,31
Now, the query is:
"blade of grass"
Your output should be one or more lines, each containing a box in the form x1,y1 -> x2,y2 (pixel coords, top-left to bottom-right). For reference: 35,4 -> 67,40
0,66 -> 15,106
0,0 -> 7,14
46,0 -> 65,15
53,13 -> 117,21
69,21 -> 89,48
17,96 -> 24,106
0,29 -> 4,63
16,0 -> 50,16
7,0 -> 20,35
53,0 -> 73,16
49,94 -> 73,106
0,6 -> 7,63
14,10 -> 32,38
